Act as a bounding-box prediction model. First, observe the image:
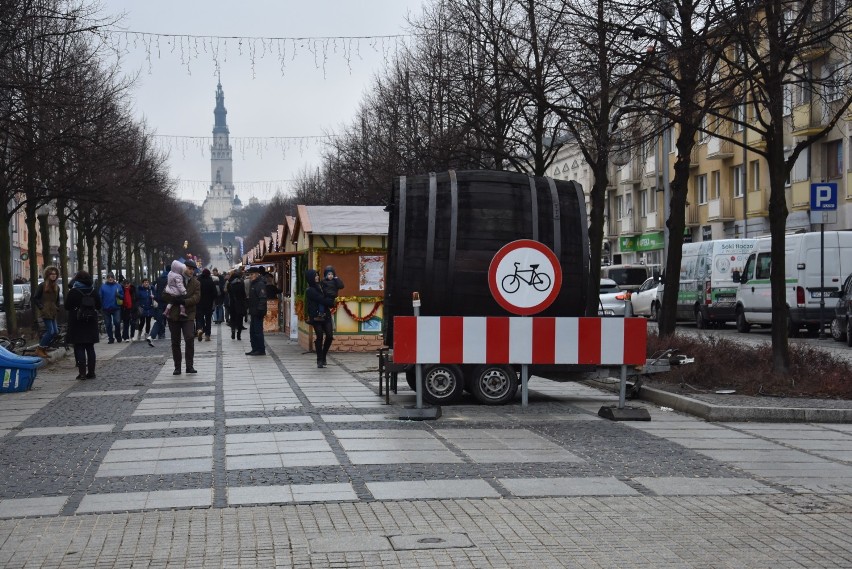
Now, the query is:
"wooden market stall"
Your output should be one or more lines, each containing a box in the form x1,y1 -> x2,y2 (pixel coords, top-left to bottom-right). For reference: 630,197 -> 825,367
291,205 -> 387,352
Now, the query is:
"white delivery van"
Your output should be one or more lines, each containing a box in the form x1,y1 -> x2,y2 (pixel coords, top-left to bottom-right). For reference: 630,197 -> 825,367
734,231 -> 852,336
670,239 -> 758,327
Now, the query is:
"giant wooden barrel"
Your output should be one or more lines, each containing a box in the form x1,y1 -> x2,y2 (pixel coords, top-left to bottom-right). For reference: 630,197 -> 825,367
384,170 -> 589,344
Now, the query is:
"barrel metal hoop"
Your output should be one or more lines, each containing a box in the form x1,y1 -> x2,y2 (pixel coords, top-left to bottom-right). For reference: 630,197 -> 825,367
447,170 -> 459,293
426,172 -> 437,275
547,177 -> 561,258
396,176 -> 407,288
528,175 -> 539,241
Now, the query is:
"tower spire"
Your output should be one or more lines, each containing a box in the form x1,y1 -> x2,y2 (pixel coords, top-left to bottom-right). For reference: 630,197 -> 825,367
213,81 -> 228,134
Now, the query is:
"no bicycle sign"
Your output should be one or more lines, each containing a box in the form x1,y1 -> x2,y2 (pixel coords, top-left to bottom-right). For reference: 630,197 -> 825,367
488,239 -> 562,315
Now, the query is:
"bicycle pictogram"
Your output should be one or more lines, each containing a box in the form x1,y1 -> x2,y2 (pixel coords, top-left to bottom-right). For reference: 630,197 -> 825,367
500,262 -> 552,294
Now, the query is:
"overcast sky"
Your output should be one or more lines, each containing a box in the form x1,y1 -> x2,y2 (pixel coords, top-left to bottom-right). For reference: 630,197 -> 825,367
104,1 -> 425,203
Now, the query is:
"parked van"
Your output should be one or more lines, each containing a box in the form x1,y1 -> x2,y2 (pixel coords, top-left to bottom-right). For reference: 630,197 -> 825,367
600,264 -> 661,292
734,231 -> 852,336
667,239 -> 758,327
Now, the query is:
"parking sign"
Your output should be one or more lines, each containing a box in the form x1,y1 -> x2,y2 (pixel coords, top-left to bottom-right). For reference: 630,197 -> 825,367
810,183 -> 838,224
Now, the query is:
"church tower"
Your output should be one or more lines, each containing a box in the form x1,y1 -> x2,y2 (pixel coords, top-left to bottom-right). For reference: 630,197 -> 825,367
202,81 -> 237,233
200,81 -> 241,270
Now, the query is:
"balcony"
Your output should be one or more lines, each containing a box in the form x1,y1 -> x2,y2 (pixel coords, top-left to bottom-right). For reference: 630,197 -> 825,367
689,145 -> 700,168
746,187 -> 769,217
706,136 -> 734,159
618,215 -> 639,235
746,127 -> 766,150
618,160 -> 643,185
791,181 -> 811,211
707,198 -> 734,221
644,210 -> 662,231
791,103 -> 828,137
686,204 -> 700,227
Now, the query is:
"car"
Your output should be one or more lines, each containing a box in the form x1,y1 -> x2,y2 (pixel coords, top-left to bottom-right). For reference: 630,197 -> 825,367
830,273 -> 852,344
631,277 -> 662,320
0,284 -> 32,310
598,278 -> 633,316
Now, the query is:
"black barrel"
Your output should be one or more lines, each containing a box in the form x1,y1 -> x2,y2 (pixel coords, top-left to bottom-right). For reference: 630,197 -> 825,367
384,170 -> 589,344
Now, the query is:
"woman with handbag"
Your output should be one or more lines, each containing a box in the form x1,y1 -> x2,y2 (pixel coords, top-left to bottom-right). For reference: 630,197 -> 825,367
305,269 -> 336,368
135,278 -> 157,342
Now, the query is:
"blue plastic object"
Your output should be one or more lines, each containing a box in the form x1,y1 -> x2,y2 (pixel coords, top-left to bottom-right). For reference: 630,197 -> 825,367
0,345 -> 44,393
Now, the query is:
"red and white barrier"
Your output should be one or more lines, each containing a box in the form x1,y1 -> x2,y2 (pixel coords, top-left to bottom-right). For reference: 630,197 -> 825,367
393,316 -> 647,366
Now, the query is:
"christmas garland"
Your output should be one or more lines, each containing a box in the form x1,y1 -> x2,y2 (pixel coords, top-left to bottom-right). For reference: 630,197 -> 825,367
293,296 -> 383,323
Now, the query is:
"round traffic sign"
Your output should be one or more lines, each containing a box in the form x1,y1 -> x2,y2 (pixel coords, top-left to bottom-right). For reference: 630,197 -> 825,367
488,240 -> 562,315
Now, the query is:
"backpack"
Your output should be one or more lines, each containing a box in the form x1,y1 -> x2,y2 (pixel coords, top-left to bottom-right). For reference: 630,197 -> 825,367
76,290 -> 98,323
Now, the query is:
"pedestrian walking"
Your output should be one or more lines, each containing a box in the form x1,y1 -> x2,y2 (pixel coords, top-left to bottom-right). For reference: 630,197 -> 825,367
227,269 -> 247,340
197,268 -> 217,341
162,259 -> 200,375
65,270 -> 101,380
221,270 -> 231,325
33,265 -> 60,358
135,278 -> 156,342
99,272 -> 123,344
305,269 -> 336,368
212,268 -> 225,324
146,263 -> 169,345
245,266 -> 268,356
120,278 -> 137,341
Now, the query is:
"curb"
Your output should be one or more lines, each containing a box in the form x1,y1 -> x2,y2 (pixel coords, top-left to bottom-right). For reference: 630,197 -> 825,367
586,380 -> 852,423
638,385 -> 852,423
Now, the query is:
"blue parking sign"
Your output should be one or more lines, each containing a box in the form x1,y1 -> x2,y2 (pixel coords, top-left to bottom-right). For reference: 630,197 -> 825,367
811,183 -> 838,211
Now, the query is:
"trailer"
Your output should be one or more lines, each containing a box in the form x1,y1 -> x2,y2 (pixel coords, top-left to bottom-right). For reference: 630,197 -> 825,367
378,170 -> 679,419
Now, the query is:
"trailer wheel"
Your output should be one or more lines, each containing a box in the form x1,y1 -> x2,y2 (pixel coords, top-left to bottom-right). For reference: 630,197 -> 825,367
421,364 -> 464,404
470,365 -> 518,405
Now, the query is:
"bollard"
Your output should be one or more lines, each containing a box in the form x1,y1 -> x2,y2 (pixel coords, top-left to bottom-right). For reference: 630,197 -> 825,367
398,292 -> 441,420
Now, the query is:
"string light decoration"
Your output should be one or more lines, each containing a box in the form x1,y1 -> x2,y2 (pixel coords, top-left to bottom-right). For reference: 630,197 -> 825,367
152,134 -> 335,160
171,179 -> 297,201
103,29 -> 413,78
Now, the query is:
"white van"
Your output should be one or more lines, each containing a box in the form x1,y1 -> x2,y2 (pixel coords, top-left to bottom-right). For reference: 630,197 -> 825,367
735,231 -> 852,336
669,239 -> 758,327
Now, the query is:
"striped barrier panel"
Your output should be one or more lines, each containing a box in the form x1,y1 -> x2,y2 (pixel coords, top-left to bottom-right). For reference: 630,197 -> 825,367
393,316 -> 647,366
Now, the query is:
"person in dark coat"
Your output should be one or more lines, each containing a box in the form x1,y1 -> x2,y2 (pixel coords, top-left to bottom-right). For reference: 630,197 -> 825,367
162,259 -> 201,375
33,265 -> 61,358
226,269 -> 247,340
245,266 -> 268,356
196,268 -> 218,341
305,269 -> 336,368
65,270 -> 101,380
135,278 -> 156,342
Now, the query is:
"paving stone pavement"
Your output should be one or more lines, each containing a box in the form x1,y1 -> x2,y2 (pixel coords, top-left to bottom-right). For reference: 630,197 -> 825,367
0,326 -> 851,567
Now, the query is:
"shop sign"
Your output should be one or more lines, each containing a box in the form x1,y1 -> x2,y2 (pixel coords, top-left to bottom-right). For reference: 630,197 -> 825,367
636,232 -> 664,252
619,236 -> 637,252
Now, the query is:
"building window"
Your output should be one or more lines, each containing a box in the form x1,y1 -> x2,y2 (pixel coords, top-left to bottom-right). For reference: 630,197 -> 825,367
733,101 -> 745,132
827,140 -> 843,179
824,64 -> 841,102
696,174 -> 708,205
639,189 -> 648,217
616,195 -> 624,219
698,115 -> 708,142
649,187 -> 657,212
711,170 -> 721,200
732,165 -> 744,198
797,65 -> 813,105
750,160 -> 760,191
783,86 -> 793,116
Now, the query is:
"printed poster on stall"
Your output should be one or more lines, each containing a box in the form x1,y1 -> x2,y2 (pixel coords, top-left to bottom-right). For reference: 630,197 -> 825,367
359,255 -> 385,291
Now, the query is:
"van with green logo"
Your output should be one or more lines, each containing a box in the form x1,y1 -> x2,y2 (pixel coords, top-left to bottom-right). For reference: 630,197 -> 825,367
735,232 -> 852,336
666,239 -> 758,328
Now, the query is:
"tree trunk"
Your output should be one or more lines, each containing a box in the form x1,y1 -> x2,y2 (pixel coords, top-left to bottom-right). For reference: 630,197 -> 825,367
25,201 -> 39,289
57,198 -> 69,294
86,230 -> 95,278
585,174 -> 609,316
767,145 -> 790,373
38,213 -> 50,269
0,208 -> 17,334
76,217 -> 85,270
126,237 -> 133,282
134,242 -> 143,282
